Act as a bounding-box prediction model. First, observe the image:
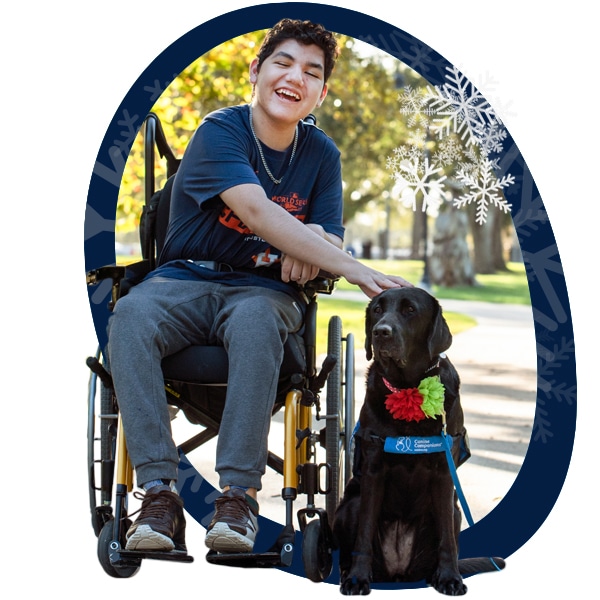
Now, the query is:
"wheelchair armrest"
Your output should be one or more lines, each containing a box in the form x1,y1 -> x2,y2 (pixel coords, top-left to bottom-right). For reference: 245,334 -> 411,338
86,265 -> 127,286
86,260 -> 152,309
304,269 -> 340,295
86,265 -> 128,310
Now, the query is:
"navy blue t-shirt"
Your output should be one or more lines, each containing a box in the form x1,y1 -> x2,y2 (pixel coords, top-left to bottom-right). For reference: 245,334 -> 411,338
159,104 -> 344,270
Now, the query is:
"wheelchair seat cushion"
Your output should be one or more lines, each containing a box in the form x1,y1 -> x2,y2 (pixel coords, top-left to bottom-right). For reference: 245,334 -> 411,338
161,330 -> 307,385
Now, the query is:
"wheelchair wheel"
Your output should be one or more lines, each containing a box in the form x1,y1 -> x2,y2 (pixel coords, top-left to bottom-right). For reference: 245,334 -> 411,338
88,349 -> 118,536
324,315 -> 356,522
99,378 -> 117,501
343,331 -> 355,484
302,519 -> 333,582
97,518 -> 140,578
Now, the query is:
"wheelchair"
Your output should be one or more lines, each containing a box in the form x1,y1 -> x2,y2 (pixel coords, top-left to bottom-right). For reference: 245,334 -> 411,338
86,113 -> 356,581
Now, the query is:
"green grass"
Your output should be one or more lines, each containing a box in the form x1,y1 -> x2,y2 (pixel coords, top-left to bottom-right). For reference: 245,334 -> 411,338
334,259 -> 531,305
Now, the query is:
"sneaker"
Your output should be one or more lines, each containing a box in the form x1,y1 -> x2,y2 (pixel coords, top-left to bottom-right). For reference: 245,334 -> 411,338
125,486 -> 186,552
205,488 -> 259,553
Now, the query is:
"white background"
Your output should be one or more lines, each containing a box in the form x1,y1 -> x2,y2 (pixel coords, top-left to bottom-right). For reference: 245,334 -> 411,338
2,1 -> 594,597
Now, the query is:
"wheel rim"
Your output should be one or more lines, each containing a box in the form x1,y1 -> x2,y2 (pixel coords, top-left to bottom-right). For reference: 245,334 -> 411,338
343,332 -> 355,484
325,316 -> 343,522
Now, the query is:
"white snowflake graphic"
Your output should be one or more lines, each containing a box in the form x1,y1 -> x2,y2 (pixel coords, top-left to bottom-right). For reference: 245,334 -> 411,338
386,65 -> 514,225
398,85 -> 434,129
424,65 -> 496,145
388,155 -> 447,215
454,158 -> 514,225
433,136 -> 463,167
387,143 -> 420,165
474,118 -> 508,157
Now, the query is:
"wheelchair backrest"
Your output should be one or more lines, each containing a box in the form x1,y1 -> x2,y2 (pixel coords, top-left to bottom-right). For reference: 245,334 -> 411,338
139,172 -> 176,268
138,113 -> 181,270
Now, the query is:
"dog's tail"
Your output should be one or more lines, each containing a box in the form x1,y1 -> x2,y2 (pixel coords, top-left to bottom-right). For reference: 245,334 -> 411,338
458,556 -> 506,575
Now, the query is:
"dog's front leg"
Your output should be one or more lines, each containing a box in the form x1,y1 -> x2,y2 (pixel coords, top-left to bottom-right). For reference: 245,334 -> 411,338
340,442 -> 385,596
430,479 -> 466,596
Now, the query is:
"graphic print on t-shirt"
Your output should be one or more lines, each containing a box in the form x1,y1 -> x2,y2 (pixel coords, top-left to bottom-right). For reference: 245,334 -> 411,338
218,191 -> 309,235
216,191 -> 310,267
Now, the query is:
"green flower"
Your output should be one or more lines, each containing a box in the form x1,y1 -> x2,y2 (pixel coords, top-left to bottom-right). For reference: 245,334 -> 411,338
418,376 -> 445,418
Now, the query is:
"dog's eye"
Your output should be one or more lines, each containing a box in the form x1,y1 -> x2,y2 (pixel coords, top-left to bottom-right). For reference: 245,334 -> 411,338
402,304 -> 416,316
373,305 -> 383,314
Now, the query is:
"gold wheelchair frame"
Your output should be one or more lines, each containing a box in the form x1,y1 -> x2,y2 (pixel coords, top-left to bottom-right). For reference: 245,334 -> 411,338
86,113 -> 356,581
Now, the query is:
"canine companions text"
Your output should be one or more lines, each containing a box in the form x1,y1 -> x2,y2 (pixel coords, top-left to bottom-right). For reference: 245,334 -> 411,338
333,287 -> 504,595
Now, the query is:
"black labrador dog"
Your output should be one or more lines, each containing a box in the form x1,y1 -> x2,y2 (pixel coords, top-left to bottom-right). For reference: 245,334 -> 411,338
333,287 -> 504,595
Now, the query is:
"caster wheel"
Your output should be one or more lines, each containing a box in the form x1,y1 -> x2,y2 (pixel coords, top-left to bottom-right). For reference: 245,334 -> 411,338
97,518 -> 140,578
302,519 -> 333,582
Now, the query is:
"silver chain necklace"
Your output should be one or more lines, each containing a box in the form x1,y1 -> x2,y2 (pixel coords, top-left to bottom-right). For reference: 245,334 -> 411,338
249,105 -> 298,185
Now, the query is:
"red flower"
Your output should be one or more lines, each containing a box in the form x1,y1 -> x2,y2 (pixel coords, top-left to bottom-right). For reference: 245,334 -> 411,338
385,388 -> 427,422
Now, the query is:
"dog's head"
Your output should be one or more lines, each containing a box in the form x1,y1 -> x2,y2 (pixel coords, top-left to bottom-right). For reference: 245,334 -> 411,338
365,287 -> 452,366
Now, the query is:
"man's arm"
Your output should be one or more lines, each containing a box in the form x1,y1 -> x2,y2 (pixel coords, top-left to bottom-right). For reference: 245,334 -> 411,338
220,183 -> 412,298
281,223 -> 342,284
305,223 -> 344,249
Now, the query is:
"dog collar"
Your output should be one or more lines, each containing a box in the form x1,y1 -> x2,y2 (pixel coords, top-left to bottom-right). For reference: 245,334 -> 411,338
380,354 -> 444,394
382,374 -> 446,422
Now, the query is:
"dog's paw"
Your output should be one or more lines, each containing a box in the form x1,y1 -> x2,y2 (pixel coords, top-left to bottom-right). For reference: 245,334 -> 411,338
431,569 -> 467,596
340,573 -> 372,595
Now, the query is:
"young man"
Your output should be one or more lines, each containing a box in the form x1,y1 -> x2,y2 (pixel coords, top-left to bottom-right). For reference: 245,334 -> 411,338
107,18 -> 412,556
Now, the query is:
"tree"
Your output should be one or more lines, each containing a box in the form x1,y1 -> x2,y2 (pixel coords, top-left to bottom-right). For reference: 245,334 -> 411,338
385,67 -> 516,282
314,38 -> 412,223
429,201 -> 476,286
117,30 -> 265,236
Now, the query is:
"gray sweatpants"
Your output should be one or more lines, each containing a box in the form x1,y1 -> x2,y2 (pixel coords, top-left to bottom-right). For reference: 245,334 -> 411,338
107,276 -> 303,491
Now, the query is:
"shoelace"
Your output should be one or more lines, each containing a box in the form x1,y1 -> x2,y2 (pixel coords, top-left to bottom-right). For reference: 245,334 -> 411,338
126,490 -> 174,522
214,496 -> 253,522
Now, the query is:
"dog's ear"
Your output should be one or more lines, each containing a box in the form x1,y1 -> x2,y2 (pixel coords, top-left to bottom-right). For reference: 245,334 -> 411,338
428,301 -> 453,357
365,303 -> 373,361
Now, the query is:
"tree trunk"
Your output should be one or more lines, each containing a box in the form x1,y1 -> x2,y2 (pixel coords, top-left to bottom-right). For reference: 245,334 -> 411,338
470,208 -> 508,274
429,208 -> 476,287
493,213 -> 508,271
411,209 -> 426,259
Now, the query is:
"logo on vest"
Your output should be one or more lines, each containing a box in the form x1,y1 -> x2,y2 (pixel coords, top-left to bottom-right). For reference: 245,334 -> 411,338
385,436 -> 445,454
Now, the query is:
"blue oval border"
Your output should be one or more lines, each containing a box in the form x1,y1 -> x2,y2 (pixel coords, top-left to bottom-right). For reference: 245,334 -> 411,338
84,1 -> 576,587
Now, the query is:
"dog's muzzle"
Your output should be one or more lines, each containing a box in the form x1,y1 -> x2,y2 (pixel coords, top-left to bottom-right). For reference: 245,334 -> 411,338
372,323 -> 405,364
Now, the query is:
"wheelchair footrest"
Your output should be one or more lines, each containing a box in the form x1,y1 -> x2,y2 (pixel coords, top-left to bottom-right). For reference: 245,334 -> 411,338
120,549 -> 194,564
205,550 -> 287,569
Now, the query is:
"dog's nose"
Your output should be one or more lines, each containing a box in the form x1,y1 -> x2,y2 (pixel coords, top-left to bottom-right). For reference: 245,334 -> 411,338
373,323 -> 393,338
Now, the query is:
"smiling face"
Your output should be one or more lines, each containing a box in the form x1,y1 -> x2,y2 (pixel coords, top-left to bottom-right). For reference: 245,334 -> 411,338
249,38 -> 328,143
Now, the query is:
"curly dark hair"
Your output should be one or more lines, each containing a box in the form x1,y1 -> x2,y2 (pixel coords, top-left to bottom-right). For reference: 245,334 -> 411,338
256,19 -> 340,83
